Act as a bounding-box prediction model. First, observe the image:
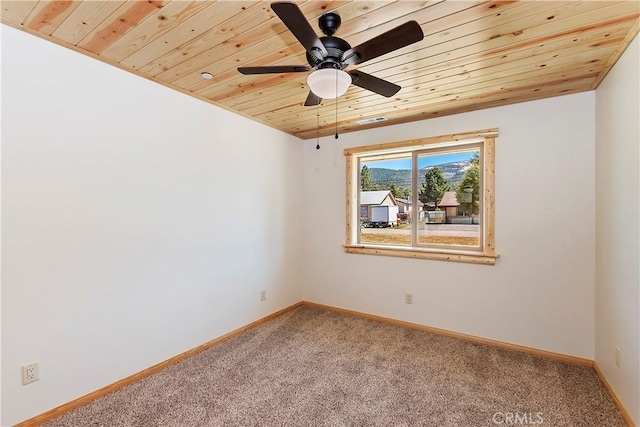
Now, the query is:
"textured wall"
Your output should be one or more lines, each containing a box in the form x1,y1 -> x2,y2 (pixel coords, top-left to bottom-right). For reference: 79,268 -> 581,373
302,92 -> 596,360
1,26 -> 303,425
595,34 -> 640,425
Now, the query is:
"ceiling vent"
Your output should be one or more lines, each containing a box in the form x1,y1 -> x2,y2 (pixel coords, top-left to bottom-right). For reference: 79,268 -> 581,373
356,116 -> 388,125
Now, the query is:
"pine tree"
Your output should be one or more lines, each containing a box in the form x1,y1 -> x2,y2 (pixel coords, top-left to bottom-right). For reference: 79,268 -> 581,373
419,167 -> 449,208
456,153 -> 480,215
389,183 -> 399,198
360,165 -> 372,191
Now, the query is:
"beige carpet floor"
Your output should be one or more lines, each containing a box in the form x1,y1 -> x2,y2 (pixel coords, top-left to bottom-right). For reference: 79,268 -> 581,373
45,306 -> 625,426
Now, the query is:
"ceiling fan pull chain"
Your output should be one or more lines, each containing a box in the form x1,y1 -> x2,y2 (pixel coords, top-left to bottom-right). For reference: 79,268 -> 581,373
316,102 -> 321,150
335,68 -> 339,140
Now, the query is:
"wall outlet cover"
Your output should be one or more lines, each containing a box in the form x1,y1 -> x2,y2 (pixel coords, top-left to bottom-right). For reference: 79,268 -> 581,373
22,362 -> 39,385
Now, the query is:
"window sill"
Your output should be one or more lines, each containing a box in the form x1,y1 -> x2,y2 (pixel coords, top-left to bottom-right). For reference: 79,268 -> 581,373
343,244 -> 499,265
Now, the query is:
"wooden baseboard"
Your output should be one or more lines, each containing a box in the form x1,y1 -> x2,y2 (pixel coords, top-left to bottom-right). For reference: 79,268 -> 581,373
301,301 -> 593,367
17,300 -> 633,427
303,302 -> 640,424
15,302 -> 303,427
593,362 -> 637,427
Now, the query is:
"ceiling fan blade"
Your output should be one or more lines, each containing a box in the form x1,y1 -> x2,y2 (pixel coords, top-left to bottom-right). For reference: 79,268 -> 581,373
304,91 -> 322,106
349,71 -> 400,97
238,65 -> 310,75
271,2 -> 327,61
342,21 -> 424,65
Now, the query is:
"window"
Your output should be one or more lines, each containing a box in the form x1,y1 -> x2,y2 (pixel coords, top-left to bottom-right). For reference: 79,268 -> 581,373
344,129 -> 498,265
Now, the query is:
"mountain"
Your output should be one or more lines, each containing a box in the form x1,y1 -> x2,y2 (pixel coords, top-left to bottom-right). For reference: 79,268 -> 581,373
430,161 -> 472,187
366,168 -> 412,187
368,160 -> 471,189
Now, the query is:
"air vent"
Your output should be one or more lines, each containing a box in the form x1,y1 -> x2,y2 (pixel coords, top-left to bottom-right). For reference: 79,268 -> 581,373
356,116 -> 388,125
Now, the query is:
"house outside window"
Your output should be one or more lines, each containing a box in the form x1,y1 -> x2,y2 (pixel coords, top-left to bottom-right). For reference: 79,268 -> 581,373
344,129 -> 498,265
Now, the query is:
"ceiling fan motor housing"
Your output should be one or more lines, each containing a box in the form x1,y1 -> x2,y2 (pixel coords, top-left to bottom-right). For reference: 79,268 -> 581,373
307,36 -> 351,69
304,12 -> 351,70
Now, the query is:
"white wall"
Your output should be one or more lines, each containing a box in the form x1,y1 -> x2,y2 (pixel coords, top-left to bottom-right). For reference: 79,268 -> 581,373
4,18 -> 637,427
1,26 -> 303,426
302,92 -> 596,360
595,34 -> 639,424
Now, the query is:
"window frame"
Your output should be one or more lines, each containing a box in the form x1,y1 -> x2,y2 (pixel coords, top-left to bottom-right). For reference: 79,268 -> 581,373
344,128 -> 498,265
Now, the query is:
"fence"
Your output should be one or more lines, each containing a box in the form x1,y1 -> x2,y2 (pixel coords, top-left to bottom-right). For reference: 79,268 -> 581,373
426,211 -> 479,224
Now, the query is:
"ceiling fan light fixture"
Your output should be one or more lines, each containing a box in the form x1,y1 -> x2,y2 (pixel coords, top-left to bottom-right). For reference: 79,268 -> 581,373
307,68 -> 351,99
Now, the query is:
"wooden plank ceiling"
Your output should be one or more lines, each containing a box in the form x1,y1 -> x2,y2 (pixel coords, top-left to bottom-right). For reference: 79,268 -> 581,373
2,1 -> 639,139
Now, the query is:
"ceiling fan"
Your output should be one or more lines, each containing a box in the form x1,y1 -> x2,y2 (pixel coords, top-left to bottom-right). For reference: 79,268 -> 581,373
237,2 -> 424,106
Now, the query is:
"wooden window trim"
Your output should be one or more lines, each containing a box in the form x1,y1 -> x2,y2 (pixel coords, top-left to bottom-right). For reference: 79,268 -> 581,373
344,128 -> 499,265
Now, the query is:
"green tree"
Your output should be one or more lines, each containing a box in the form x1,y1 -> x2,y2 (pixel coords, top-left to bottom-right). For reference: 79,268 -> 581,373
360,165 -> 372,191
456,154 -> 480,215
389,183 -> 399,198
399,186 -> 411,200
419,167 -> 450,208
389,184 -> 411,200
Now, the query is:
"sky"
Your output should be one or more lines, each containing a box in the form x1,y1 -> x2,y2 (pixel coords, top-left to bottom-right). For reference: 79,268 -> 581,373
362,151 -> 476,170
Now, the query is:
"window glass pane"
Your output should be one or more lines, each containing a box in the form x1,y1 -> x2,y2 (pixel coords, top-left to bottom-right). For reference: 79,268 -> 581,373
416,149 -> 481,247
359,155 -> 412,246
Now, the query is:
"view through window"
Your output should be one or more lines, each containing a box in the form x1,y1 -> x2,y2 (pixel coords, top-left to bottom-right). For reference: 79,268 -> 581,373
345,129 -> 497,264
359,147 -> 481,248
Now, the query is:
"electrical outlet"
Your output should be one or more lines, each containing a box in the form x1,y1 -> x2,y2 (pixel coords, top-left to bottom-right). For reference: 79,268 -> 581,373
260,289 -> 267,301
22,362 -> 39,385
405,293 -> 413,304
615,347 -> 621,368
